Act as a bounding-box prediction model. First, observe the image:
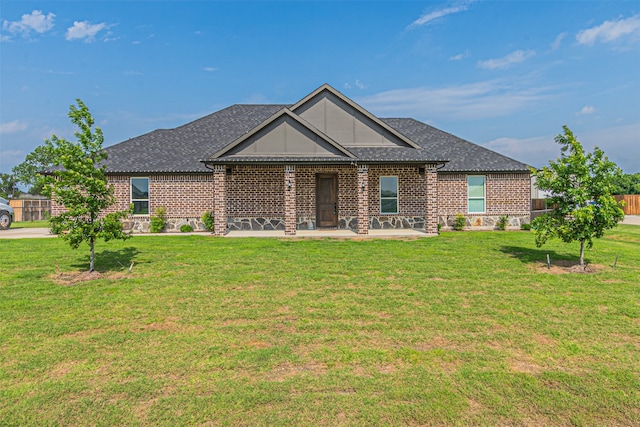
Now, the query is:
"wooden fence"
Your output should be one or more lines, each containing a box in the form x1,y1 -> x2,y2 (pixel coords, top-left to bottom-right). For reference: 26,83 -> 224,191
615,195 -> 640,215
531,199 -> 555,219
8,199 -> 51,222
533,196 -> 639,217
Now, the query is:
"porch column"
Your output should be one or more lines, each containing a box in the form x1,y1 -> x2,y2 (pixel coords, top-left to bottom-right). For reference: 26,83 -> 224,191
425,164 -> 439,235
284,165 -> 296,235
357,165 -> 369,235
212,165 -> 227,236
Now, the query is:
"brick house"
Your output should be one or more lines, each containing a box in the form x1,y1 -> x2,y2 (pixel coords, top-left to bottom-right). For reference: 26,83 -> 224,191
102,84 -> 531,235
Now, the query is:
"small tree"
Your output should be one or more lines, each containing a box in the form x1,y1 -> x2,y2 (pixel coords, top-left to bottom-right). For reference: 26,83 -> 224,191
41,99 -> 131,272
531,126 -> 625,266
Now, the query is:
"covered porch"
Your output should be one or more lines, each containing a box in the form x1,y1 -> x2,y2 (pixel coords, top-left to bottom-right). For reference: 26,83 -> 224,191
209,163 -> 440,237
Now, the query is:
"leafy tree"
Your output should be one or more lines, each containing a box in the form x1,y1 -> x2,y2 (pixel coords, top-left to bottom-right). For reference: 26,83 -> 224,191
12,144 -> 57,195
531,126 -> 625,266
0,173 -> 19,199
611,172 -> 640,195
41,99 -> 131,272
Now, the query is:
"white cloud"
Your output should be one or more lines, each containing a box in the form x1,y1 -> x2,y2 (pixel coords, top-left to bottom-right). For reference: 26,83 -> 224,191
485,123 -> 640,172
409,1 -> 475,28
578,124 -> 640,172
65,21 -> 108,42
357,79 -> 552,121
0,120 -> 28,134
477,50 -> 536,70
449,50 -> 469,61
203,67 -> 219,72
578,105 -> 595,115
576,15 -> 640,45
551,32 -> 567,50
484,135 -> 558,168
2,10 -> 55,36
344,80 -> 367,90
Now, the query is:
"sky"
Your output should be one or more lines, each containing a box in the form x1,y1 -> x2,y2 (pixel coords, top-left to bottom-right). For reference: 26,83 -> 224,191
1,0 -> 639,177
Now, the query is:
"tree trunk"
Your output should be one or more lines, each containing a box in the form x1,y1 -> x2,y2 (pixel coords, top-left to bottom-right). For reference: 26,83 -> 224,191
89,237 -> 95,272
579,239 -> 585,266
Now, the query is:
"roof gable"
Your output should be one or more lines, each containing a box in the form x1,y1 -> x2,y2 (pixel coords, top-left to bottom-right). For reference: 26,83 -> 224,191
211,108 -> 356,160
291,84 -> 420,149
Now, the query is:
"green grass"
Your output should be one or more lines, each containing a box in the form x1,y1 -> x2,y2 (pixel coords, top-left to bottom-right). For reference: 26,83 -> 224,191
9,220 -> 49,229
1,227 -> 639,426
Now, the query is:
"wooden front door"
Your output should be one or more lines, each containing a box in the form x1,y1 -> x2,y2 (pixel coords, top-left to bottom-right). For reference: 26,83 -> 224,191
316,174 -> 338,228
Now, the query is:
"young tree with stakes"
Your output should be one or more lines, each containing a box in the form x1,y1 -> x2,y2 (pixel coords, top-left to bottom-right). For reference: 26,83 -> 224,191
531,126 -> 625,266
41,99 -> 131,272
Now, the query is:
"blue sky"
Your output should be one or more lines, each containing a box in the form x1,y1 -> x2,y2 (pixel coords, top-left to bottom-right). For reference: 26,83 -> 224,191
1,1 -> 639,176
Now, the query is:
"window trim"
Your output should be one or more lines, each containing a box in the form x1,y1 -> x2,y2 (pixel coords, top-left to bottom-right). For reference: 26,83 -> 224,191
467,175 -> 486,214
380,176 -> 399,215
130,177 -> 150,216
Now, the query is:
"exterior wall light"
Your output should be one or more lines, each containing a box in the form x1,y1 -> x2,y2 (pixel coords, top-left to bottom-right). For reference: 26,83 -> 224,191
287,180 -> 292,190
361,181 -> 366,191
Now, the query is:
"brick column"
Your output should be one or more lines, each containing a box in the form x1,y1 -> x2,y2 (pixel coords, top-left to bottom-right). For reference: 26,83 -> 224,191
357,165 -> 369,235
425,164 -> 439,235
284,165 -> 296,235
212,165 -> 227,236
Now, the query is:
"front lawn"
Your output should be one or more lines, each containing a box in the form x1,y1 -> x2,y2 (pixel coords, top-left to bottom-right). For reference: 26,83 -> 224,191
9,220 -> 49,229
1,227 -> 639,426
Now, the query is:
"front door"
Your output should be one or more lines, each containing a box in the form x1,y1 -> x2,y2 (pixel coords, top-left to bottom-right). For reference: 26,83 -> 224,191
316,174 -> 338,228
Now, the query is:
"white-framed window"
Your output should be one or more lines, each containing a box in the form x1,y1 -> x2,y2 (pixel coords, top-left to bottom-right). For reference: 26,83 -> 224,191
131,177 -> 149,215
380,176 -> 398,214
467,175 -> 485,213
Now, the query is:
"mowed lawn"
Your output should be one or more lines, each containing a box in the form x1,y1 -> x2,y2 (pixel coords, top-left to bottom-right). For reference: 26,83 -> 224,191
1,227 -> 639,426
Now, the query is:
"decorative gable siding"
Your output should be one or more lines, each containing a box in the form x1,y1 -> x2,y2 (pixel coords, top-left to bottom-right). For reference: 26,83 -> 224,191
295,92 -> 410,148
226,116 -> 346,157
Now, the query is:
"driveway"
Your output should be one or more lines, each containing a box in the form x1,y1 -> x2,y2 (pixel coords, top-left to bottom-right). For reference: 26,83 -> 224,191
1,216 -> 639,239
0,228 -> 56,239
622,215 -> 640,225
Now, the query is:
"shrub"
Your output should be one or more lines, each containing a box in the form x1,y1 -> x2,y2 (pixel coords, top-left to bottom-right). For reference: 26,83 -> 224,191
521,223 -> 532,231
180,224 -> 194,233
454,214 -> 466,231
201,211 -> 215,232
150,206 -> 167,233
497,215 -> 509,231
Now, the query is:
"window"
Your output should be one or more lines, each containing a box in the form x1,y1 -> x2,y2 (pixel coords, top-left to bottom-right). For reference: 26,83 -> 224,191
467,175 -> 485,213
131,177 -> 149,215
380,176 -> 398,214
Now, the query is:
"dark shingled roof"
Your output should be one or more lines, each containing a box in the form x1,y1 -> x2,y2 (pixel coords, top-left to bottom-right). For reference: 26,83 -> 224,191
381,118 -> 530,173
104,104 -> 530,174
104,104 -> 285,173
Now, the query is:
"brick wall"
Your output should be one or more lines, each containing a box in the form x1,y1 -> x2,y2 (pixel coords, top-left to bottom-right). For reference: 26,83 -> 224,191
437,173 -> 530,215
226,165 -> 284,217
105,174 -> 214,217
94,169 -> 530,233
437,173 -> 467,215
367,165 -> 426,216
486,173 -> 531,215
296,165 -> 358,218
437,172 -> 531,228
